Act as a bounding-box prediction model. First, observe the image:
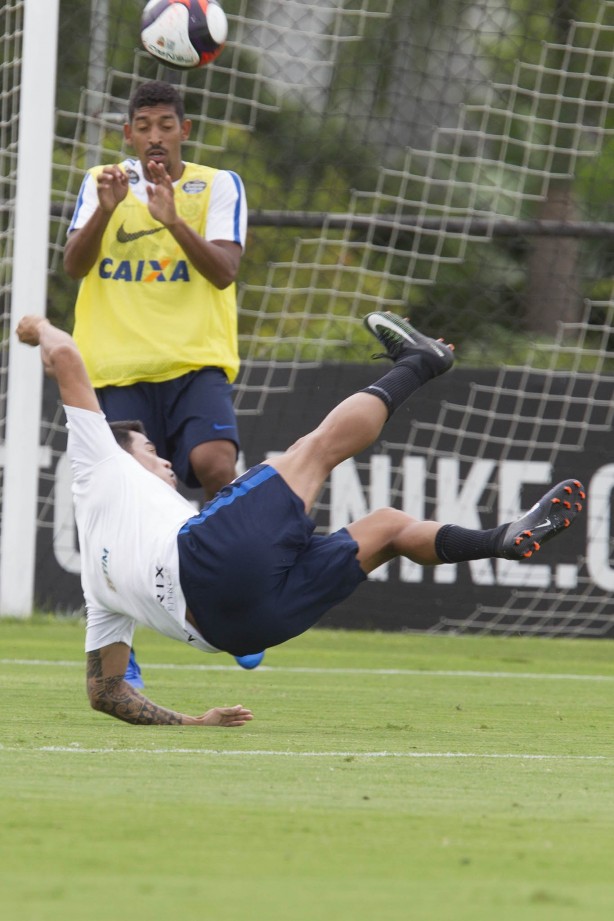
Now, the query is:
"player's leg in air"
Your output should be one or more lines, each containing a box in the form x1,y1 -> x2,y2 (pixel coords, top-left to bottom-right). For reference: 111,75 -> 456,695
264,311 -> 584,572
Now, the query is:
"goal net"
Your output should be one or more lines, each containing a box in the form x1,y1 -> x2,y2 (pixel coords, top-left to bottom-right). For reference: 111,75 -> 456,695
2,0 -> 614,634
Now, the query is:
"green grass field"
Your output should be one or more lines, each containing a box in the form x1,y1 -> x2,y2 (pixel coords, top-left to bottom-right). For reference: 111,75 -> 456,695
2,617 -> 614,921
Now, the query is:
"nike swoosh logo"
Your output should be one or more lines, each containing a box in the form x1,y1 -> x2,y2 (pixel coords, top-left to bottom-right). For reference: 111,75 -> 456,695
116,222 -> 164,243
533,518 -> 553,530
405,334 -> 444,358
212,423 -> 235,431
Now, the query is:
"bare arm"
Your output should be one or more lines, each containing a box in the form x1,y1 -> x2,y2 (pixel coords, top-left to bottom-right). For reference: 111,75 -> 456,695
166,227 -> 241,290
87,645 -> 254,727
64,166 -> 129,279
64,210 -> 112,279
145,161 -> 242,289
16,316 -> 100,413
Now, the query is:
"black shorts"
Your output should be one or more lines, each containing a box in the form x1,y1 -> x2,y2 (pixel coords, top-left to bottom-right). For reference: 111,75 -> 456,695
96,368 -> 239,488
177,465 -> 367,655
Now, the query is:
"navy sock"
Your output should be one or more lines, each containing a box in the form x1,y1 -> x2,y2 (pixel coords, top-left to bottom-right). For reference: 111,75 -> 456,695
435,522 -> 508,563
361,356 -> 434,419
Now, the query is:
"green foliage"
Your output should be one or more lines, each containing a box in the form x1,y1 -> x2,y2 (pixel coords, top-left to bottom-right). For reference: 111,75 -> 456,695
56,0 -> 144,129
46,1 -> 614,364
476,0 -> 614,183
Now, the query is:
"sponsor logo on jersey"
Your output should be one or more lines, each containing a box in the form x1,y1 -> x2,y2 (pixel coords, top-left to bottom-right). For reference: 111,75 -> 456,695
116,222 -> 164,243
155,564 -> 177,615
126,168 -> 139,185
182,179 -> 207,194
99,258 -> 191,282
101,547 -> 117,592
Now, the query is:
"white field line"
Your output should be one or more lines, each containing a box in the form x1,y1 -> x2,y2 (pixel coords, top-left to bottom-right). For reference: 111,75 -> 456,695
0,744 -> 608,761
2,657 -> 614,683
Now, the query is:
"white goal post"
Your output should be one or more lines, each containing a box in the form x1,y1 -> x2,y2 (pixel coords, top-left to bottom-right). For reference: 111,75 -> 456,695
0,0 -> 60,616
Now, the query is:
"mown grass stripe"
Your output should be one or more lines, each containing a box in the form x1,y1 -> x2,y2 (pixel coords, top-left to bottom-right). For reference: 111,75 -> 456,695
2,657 -> 614,682
0,744 -> 607,761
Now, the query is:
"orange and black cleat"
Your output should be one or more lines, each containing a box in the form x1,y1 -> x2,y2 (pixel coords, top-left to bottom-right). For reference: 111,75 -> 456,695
498,479 -> 585,561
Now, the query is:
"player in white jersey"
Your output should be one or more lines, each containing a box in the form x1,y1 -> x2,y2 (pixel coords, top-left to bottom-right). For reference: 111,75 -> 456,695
16,313 -> 584,727
19,317 -> 252,727
69,407 -> 217,655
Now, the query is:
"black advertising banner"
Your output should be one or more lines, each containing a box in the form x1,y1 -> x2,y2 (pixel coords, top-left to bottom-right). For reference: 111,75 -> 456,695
35,366 -> 612,635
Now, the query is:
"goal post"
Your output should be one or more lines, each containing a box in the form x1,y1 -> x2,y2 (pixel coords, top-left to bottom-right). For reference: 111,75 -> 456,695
0,0 -> 60,616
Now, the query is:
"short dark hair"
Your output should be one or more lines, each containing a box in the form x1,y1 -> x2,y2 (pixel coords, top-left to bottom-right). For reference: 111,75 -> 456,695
128,81 -> 185,122
109,419 -> 148,454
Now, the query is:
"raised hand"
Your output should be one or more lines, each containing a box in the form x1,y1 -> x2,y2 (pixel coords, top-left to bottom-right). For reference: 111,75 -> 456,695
97,165 -> 129,213
145,160 -> 178,227
16,315 -> 47,346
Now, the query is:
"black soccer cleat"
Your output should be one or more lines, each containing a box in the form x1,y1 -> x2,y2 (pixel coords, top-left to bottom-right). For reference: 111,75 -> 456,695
497,479 -> 585,560
363,311 -> 455,377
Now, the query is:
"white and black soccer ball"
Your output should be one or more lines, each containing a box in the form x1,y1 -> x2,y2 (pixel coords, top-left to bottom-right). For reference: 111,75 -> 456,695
141,0 -> 228,70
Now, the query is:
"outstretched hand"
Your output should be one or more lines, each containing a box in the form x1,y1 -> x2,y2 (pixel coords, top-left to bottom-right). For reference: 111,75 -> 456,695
196,704 -> 254,727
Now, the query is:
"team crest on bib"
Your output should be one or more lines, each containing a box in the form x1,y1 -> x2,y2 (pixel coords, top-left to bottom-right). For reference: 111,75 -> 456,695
182,179 -> 207,194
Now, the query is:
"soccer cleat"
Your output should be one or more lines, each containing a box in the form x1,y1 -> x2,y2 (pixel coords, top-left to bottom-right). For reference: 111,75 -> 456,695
363,311 -> 454,376
498,479 -> 585,560
234,651 -> 265,670
124,648 -> 145,690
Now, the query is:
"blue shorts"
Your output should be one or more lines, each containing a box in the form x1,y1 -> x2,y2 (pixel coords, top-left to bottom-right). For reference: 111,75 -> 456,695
176,465 -> 367,655
96,368 -> 239,489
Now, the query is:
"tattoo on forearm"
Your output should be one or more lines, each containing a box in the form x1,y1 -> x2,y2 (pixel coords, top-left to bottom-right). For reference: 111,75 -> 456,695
86,650 -> 104,680
86,650 -> 184,725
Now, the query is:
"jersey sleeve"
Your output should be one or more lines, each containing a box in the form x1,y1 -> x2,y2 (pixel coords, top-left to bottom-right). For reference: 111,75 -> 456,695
67,171 -> 100,234
206,170 -> 248,250
64,405 -> 123,487
85,607 -> 136,652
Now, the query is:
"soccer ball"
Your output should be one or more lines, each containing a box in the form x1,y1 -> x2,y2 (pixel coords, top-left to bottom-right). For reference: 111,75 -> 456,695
140,0 -> 228,70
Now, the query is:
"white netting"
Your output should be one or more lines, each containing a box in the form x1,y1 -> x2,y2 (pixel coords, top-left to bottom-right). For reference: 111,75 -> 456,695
2,0 -> 614,630
0,1 -> 22,446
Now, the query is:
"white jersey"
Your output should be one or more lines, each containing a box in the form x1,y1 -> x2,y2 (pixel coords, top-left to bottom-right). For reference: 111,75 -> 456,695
68,157 -> 248,249
66,406 -> 219,655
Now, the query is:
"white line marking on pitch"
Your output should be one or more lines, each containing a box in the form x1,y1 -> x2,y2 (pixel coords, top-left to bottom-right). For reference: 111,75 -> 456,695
2,657 -> 614,683
0,744 -> 607,761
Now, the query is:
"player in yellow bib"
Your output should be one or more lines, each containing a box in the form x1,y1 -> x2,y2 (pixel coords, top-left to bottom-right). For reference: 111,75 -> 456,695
65,81 -> 246,497
70,158 -> 240,389
64,81 -> 250,685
